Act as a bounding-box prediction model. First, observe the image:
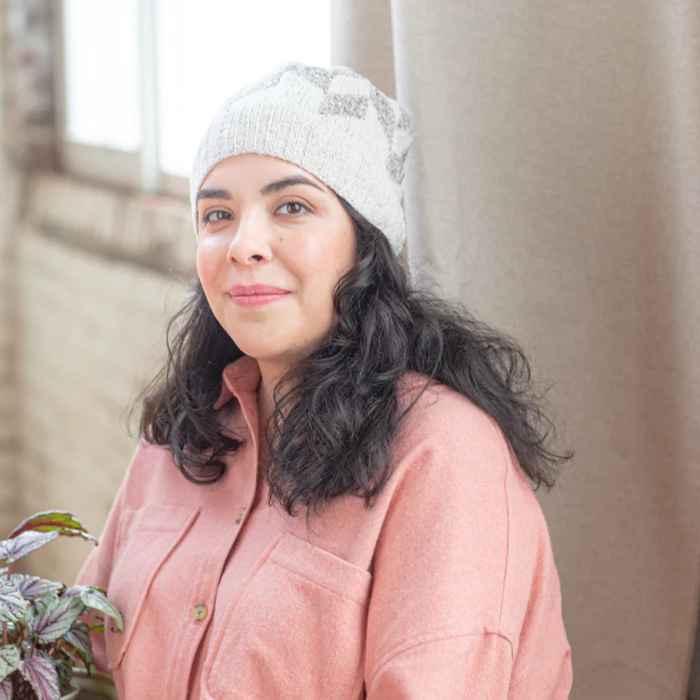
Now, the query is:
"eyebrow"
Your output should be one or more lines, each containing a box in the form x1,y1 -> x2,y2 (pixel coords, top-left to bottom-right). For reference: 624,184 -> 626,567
196,176 -> 325,205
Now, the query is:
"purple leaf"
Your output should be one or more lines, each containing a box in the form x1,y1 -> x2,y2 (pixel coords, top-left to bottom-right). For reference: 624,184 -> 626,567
30,595 -> 85,643
8,512 -> 97,545
10,575 -> 63,602
62,621 -> 92,665
0,582 -> 27,624
18,657 -> 59,700
0,532 -> 60,564
0,677 -> 11,700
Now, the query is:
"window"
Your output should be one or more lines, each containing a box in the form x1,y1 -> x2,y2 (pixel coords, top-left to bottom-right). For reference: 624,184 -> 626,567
56,0 -> 332,196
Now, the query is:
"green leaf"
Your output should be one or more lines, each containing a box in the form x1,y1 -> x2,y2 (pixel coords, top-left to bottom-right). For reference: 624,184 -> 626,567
0,581 -> 27,624
64,586 -> 123,633
0,646 -> 20,682
86,613 -> 104,632
0,531 -> 60,565
52,657 -> 73,694
8,512 -> 97,545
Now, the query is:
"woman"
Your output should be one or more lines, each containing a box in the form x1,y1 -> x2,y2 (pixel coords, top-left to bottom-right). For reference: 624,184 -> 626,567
75,61 -> 574,699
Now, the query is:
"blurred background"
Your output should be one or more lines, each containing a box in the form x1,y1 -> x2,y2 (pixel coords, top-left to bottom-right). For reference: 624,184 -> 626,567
1,1 -> 699,699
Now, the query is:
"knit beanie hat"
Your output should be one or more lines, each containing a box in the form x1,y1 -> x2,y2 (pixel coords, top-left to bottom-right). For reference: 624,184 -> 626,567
190,61 -> 414,255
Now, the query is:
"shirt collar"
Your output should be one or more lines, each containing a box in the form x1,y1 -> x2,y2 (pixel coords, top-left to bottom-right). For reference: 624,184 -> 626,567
214,355 -> 431,414
214,355 -> 262,411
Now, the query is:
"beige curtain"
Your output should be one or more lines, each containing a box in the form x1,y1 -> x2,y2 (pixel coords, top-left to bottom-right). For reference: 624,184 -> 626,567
332,1 -> 700,698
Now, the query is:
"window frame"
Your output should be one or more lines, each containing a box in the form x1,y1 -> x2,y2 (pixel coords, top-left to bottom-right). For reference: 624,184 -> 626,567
54,0 -> 332,201
53,0 -> 190,198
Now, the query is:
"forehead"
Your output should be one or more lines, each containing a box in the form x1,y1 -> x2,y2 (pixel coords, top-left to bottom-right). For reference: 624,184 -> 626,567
200,153 -> 329,193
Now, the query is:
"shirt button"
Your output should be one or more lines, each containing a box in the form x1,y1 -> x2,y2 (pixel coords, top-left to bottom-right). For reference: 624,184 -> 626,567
192,604 -> 208,622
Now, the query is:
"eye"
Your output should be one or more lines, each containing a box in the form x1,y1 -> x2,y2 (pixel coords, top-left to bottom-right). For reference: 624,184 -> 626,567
201,210 -> 231,224
277,201 -> 309,216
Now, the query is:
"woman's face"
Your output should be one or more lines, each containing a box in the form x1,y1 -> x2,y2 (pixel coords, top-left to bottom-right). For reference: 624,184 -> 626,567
195,153 -> 357,367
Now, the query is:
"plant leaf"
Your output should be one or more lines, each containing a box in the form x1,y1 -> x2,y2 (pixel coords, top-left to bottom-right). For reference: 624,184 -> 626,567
0,581 -> 27,624
18,657 -> 60,700
8,512 -> 97,545
10,575 -> 63,602
64,586 -> 123,632
0,677 -> 11,700
0,646 -> 20,682
0,531 -> 60,564
62,620 -> 92,666
52,657 -> 73,694
30,595 -> 85,643
85,613 -> 104,633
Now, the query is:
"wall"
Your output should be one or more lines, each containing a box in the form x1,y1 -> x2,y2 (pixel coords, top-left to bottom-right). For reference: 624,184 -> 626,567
13,171 -> 195,583
0,0 -> 199,585
0,0 -> 22,534
0,129 -> 20,536
1,0 -> 59,535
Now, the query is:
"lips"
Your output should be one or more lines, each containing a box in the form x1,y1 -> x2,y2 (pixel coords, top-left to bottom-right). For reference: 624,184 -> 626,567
227,284 -> 290,297
227,284 -> 291,308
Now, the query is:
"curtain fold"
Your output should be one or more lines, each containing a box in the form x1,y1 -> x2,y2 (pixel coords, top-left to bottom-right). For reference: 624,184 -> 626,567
333,1 -> 700,698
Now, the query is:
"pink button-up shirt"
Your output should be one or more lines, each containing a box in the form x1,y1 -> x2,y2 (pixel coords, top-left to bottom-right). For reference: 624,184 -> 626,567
74,355 -> 572,699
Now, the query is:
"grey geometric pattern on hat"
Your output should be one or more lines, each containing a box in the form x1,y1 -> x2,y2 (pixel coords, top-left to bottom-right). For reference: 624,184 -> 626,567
288,63 -> 335,92
387,145 -> 411,185
370,86 -> 396,145
318,93 -> 369,120
397,109 -> 413,132
190,61 -> 414,254
238,64 -> 411,186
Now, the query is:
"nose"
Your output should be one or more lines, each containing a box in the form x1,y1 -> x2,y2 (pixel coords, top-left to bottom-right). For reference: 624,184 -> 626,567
226,210 -> 272,265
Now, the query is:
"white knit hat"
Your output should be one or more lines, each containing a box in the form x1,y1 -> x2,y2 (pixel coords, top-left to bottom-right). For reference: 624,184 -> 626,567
190,61 -> 414,255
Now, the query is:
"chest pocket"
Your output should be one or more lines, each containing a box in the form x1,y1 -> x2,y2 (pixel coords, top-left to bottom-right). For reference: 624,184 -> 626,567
105,504 -> 200,670
203,530 -> 372,700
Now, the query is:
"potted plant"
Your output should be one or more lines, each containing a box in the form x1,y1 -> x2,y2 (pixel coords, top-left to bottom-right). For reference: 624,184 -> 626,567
0,512 -> 123,700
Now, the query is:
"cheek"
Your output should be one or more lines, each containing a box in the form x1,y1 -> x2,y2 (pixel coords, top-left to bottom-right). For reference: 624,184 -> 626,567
292,232 -> 354,277
196,238 -> 226,291
290,243 -> 339,304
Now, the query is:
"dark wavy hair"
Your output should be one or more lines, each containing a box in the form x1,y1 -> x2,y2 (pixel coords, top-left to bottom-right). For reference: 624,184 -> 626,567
131,196 -> 573,518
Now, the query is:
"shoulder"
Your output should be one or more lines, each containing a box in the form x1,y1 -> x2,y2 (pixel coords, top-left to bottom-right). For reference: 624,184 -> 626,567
115,436 -> 199,511
368,371 -> 565,664
394,369 -> 516,483
394,367 -> 551,515
390,369 -> 557,602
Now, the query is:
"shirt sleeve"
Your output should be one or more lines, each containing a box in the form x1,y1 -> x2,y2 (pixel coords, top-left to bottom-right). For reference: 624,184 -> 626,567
363,392 -> 572,699
72,442 -> 138,674
367,632 -> 514,698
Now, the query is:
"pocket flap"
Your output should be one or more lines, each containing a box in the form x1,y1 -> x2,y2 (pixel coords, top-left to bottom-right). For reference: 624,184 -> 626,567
106,504 -> 201,669
269,531 -> 372,606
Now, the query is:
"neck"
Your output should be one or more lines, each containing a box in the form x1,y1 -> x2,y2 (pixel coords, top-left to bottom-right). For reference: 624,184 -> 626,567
255,361 -> 289,480
256,360 -> 283,426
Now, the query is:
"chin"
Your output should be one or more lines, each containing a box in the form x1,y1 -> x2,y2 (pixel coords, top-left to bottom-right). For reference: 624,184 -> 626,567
232,343 -> 293,362
239,343 -> 320,367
